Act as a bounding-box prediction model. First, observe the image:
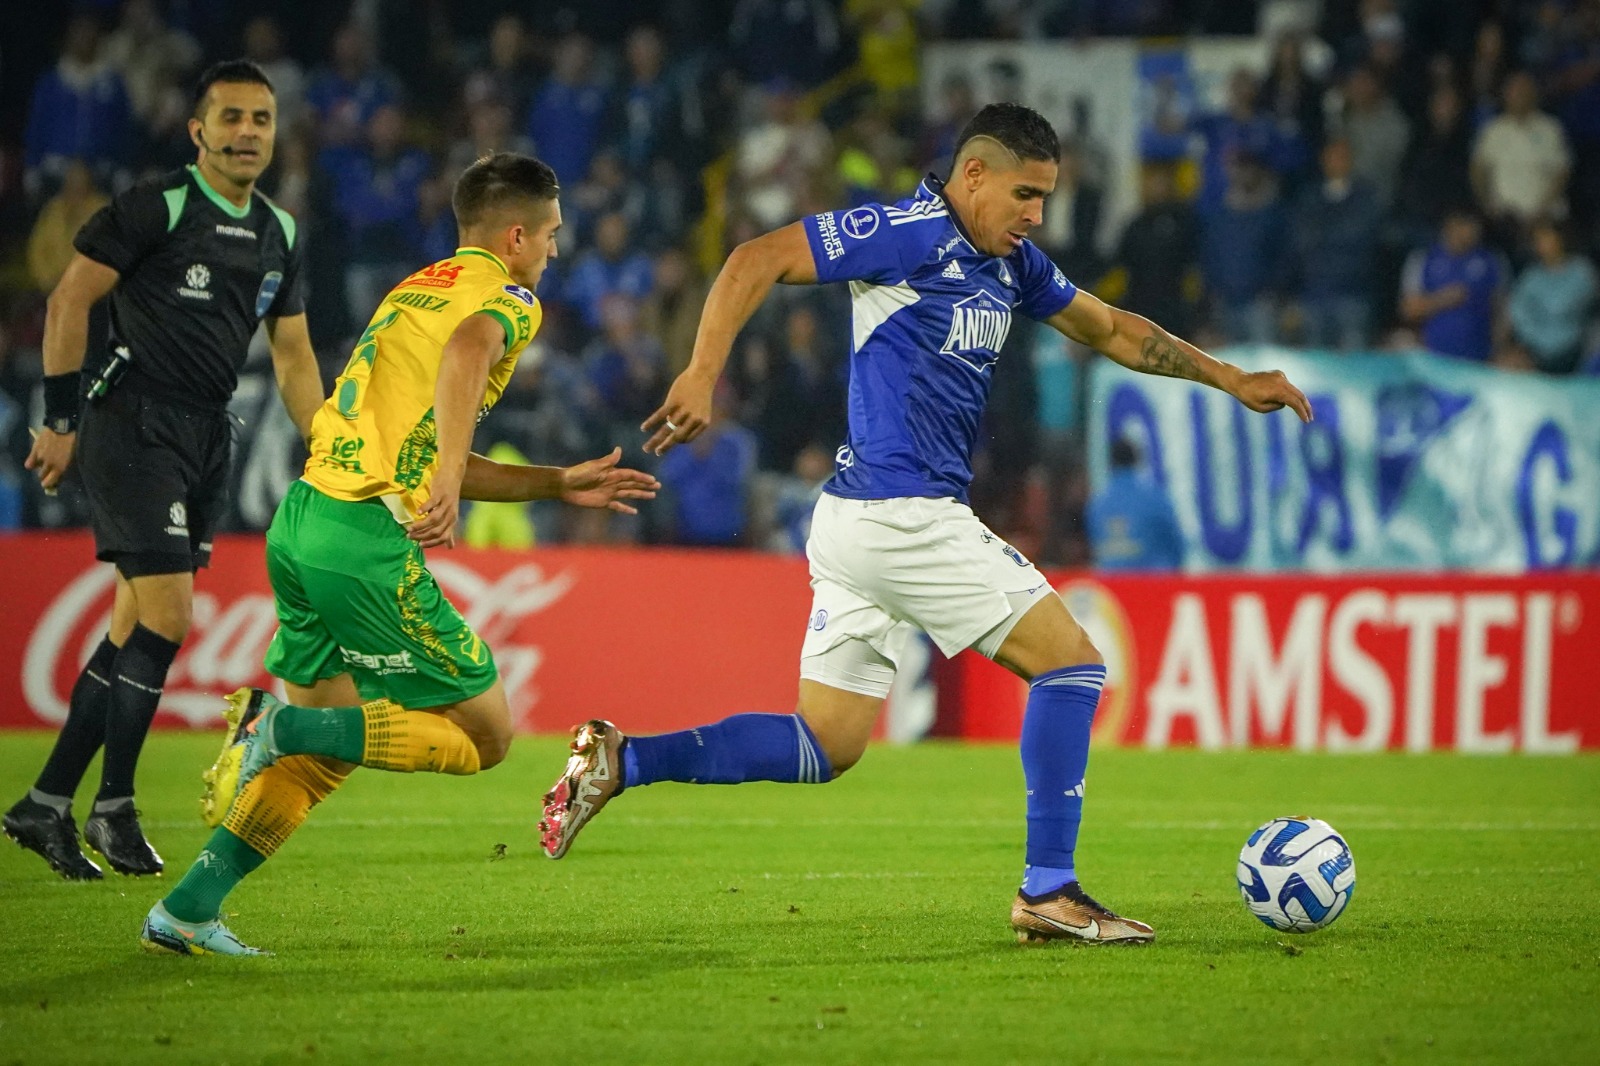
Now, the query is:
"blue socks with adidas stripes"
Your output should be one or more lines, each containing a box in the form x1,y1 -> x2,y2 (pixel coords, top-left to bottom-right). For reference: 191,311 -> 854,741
1020,663 -> 1106,897
621,713 -> 833,788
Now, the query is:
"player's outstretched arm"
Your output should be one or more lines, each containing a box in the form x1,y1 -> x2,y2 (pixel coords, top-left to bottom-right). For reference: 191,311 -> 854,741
409,312 -> 502,549
461,447 -> 659,513
1046,289 -> 1313,422
642,222 -> 818,455
25,253 -> 120,492
263,312 -> 326,441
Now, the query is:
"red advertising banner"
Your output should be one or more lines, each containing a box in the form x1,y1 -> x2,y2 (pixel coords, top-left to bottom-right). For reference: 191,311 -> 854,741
0,532 -> 813,735
2,532 -> 1595,751
939,575 -> 1600,753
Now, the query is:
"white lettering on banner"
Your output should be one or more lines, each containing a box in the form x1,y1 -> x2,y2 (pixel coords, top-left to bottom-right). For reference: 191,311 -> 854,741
1137,587 -> 1574,753
1325,591 -> 1393,752
1145,594 -> 1226,749
1520,593 -> 1576,754
1228,594 -> 1326,750
23,559 -> 573,729
1393,594 -> 1457,753
22,565 -> 117,724
1456,593 -> 1518,754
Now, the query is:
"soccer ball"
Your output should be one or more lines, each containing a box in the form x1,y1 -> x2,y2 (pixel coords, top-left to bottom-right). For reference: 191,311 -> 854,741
1236,816 -> 1356,933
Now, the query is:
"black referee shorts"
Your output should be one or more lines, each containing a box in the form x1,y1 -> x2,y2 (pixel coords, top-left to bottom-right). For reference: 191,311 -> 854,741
75,386 -> 232,578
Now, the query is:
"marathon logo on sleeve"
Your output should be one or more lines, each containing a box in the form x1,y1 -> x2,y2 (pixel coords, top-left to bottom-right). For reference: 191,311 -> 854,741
816,212 -> 844,261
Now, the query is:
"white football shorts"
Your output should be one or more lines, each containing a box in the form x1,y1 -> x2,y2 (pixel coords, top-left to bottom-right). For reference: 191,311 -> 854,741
798,493 -> 1053,698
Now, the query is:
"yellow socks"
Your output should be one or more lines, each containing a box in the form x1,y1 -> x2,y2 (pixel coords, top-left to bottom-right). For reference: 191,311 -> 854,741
360,701 -> 482,775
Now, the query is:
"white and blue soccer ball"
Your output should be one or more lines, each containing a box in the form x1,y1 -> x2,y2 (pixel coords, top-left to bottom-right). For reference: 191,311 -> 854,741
1236,817 -> 1356,933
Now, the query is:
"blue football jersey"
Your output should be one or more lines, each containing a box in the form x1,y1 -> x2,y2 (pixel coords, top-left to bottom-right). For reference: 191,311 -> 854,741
801,176 -> 1079,504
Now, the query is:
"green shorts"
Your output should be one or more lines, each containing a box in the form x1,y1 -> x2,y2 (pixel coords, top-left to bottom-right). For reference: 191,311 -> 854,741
263,480 -> 497,708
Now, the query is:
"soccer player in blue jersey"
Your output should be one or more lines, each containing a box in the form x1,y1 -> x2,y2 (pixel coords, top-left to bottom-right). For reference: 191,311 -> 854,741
540,103 -> 1312,944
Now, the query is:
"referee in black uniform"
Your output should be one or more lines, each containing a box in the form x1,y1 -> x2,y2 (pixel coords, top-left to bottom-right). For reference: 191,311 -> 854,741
3,61 -> 325,880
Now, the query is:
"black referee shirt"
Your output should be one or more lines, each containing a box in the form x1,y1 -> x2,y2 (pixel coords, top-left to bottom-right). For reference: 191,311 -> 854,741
74,164 -> 307,408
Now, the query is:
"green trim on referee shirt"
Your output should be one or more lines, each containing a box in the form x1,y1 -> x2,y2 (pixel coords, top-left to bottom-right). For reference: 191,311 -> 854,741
163,185 -> 189,232
186,164 -> 251,220
260,193 -> 297,250
454,247 -> 510,275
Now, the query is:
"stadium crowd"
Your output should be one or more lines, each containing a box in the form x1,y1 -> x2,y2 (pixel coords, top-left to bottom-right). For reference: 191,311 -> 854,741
1,0 -> 1597,564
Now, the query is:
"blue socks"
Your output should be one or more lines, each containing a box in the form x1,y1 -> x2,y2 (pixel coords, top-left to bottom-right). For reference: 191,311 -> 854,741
622,713 -> 832,788
1020,664 -> 1106,897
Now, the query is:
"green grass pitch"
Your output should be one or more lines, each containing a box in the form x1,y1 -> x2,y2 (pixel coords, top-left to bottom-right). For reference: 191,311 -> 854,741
2,733 -> 1597,1064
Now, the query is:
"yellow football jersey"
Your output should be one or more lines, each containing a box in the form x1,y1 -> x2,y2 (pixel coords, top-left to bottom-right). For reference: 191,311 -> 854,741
303,247 -> 540,519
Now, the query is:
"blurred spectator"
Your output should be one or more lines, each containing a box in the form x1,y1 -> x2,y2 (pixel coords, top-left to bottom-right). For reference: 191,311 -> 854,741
1396,83 -> 1475,239
102,0 -> 200,145
416,174 -> 458,266
1201,155 -> 1286,344
836,106 -> 918,208
1292,138 -> 1382,350
608,26 -> 677,175
736,81 -> 831,229
26,160 -> 109,293
1471,71 -> 1572,238
1116,166 -> 1198,335
447,100 -> 536,179
1508,222 -> 1597,374
306,22 -> 401,146
921,75 -> 976,173
526,34 -> 610,189
1545,2 -> 1600,245
243,15 -> 307,134
562,212 -> 656,331
1034,142 -> 1105,288
1259,34 -> 1326,185
1335,65 -> 1410,209
1401,208 -> 1507,362
765,442 -> 833,554
567,151 -> 650,248
1193,67 -> 1280,211
729,0 -> 843,89
1086,437 -> 1184,572
463,441 -> 538,549
24,14 -> 134,197
583,294 -> 668,429
1468,20 -> 1510,128
321,105 -> 431,319
752,304 -> 844,473
640,247 -> 709,376
463,14 -> 538,115
659,384 -> 758,547
846,0 -> 921,104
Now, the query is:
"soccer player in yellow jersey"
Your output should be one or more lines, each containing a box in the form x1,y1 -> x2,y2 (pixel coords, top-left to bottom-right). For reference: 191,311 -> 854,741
140,153 -> 659,956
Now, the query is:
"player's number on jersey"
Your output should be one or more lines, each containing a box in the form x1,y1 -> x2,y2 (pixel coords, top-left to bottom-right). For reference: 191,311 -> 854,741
335,310 -> 400,419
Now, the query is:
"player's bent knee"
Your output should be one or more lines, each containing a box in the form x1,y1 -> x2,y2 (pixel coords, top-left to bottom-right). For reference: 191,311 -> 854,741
473,730 -> 512,771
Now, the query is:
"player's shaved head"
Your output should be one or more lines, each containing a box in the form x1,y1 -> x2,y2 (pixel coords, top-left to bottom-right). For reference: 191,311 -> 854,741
453,152 -> 560,234
949,102 -> 1059,178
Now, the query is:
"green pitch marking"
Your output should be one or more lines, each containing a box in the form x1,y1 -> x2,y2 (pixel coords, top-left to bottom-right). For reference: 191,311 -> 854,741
1,734 -> 1596,1064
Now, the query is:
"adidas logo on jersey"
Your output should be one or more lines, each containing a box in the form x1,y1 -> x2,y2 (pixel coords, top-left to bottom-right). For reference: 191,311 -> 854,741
942,261 -> 966,280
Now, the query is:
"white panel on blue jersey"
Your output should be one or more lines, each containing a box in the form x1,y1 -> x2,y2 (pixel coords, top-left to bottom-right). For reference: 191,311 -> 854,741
848,279 -> 920,352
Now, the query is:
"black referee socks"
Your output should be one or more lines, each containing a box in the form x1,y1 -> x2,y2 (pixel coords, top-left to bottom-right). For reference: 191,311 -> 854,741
97,624 -> 182,805
33,635 -> 120,801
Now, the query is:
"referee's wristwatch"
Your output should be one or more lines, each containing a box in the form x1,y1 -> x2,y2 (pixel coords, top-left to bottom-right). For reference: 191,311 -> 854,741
46,416 -> 76,436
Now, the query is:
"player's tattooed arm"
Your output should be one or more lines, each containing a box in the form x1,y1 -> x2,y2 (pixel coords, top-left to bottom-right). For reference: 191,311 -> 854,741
1135,326 -> 1207,383
1046,290 -> 1312,422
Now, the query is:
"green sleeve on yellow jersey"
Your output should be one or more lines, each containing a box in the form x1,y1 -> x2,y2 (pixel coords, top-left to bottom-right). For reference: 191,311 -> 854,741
471,283 -> 541,357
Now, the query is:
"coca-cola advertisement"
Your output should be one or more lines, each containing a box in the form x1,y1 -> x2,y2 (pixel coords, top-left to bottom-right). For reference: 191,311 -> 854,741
3,532 -> 1596,751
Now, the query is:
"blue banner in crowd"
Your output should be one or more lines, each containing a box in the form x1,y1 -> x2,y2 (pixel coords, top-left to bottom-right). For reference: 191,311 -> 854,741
1088,349 -> 1600,572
